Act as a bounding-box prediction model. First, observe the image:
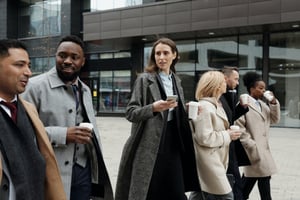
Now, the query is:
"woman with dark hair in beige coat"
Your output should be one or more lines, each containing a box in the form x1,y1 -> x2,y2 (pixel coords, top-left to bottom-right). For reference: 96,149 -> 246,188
189,71 -> 241,200
235,72 -> 280,200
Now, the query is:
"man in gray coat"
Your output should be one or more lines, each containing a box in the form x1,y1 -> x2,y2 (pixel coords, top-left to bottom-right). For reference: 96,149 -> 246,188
22,35 -> 113,200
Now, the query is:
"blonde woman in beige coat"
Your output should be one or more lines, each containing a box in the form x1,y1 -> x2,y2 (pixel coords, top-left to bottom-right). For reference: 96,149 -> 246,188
235,72 -> 280,200
189,71 -> 241,200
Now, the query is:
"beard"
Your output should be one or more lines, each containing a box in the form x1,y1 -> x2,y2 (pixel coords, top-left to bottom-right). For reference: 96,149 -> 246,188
57,67 -> 80,83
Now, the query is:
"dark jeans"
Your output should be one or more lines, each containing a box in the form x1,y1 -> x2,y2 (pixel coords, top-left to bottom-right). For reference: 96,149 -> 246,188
70,162 -> 92,200
242,175 -> 272,200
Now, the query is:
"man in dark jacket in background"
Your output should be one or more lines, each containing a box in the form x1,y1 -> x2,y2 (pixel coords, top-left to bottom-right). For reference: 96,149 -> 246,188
220,66 -> 250,200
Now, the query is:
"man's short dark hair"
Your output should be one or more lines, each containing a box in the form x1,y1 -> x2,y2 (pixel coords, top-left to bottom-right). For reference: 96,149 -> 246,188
0,39 -> 27,58
57,35 -> 84,50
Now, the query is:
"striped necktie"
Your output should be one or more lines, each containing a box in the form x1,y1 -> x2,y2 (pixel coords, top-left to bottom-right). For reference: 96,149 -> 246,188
72,85 -> 79,109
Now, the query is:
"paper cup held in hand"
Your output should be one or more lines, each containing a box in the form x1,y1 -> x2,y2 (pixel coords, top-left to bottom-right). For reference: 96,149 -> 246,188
240,94 -> 249,105
230,125 -> 240,130
188,101 -> 199,120
264,91 -> 274,101
79,122 -> 94,130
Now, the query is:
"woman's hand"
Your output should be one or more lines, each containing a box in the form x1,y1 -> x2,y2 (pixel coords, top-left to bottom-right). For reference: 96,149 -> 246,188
228,129 -> 241,141
152,100 -> 178,112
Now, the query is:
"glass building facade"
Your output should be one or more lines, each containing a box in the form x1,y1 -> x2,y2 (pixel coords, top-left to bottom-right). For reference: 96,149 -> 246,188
18,0 -> 61,38
0,0 -> 299,127
144,34 -> 300,127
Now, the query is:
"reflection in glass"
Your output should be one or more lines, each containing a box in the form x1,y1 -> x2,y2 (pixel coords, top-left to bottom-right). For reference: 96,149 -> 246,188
196,37 -> 238,71
114,52 -> 131,58
99,70 -> 131,113
100,53 -> 113,59
18,0 -> 61,37
238,35 -> 263,70
90,0 -> 142,11
177,71 -> 196,102
30,57 -> 55,76
176,40 -> 197,72
270,32 -> 300,127
237,35 -> 263,96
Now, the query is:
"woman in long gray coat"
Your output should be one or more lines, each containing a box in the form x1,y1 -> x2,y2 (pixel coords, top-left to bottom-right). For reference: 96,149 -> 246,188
235,72 -> 280,200
115,38 -> 200,200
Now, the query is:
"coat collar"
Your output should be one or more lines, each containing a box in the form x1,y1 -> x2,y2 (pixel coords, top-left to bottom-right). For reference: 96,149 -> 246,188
248,98 -> 267,120
47,67 -> 67,88
201,97 -> 229,127
143,71 -> 184,119
47,67 -> 87,92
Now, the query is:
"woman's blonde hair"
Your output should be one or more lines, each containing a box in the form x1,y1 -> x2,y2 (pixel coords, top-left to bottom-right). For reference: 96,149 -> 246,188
195,70 -> 225,100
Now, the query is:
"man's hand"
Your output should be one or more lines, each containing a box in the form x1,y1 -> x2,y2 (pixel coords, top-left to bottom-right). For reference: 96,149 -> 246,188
66,126 -> 93,144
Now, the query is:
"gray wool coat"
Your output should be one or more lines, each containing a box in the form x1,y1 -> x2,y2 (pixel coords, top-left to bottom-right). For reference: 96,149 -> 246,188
115,72 -> 200,200
22,67 -> 113,200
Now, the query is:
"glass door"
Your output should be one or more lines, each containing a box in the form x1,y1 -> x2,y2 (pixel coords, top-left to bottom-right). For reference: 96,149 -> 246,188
99,70 -> 131,113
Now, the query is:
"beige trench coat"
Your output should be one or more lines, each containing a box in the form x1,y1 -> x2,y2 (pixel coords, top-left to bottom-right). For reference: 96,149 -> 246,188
235,99 -> 280,177
191,97 -> 232,195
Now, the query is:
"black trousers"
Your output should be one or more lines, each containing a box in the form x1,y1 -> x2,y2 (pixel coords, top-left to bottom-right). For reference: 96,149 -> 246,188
227,142 -> 244,200
70,162 -> 92,200
146,120 -> 187,200
242,175 -> 272,200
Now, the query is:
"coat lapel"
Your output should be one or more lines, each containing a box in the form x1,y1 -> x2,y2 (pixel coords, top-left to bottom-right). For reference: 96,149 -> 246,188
258,99 -> 268,120
0,153 -> 2,182
249,100 -> 266,120
19,97 -> 67,200
148,73 -> 165,119
216,105 -> 230,129
202,97 -> 229,128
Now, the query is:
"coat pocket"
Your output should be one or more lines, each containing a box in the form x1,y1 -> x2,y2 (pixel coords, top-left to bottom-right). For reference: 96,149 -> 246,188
245,144 -> 261,165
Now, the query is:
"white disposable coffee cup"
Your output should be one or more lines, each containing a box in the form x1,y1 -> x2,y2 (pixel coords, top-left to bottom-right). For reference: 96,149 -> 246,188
264,91 -> 274,101
240,94 -> 249,105
188,101 -> 199,120
230,125 -> 240,130
79,122 -> 94,130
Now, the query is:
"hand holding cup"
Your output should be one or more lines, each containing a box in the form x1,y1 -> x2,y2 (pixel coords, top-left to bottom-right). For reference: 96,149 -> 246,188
229,125 -> 241,141
240,94 -> 250,107
263,91 -> 274,102
188,101 -> 200,120
79,122 -> 94,130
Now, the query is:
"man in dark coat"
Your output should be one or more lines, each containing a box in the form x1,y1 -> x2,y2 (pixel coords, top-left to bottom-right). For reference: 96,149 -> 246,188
220,66 -> 250,200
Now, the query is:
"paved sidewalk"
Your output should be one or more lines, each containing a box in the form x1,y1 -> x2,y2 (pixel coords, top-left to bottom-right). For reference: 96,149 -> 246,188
96,117 -> 300,200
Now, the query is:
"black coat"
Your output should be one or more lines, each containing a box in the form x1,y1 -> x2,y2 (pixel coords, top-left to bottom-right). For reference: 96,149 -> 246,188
220,92 -> 250,167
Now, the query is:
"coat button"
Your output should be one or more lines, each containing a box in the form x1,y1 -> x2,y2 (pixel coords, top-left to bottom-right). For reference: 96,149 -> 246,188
2,184 -> 9,191
68,109 -> 73,113
64,161 -> 69,165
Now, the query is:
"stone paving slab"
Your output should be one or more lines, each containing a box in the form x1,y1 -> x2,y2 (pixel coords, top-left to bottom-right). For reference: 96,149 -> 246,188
96,117 -> 300,200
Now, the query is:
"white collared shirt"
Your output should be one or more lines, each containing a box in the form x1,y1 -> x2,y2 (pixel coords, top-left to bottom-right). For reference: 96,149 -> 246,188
0,96 -> 17,118
159,71 -> 175,121
249,96 -> 261,111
